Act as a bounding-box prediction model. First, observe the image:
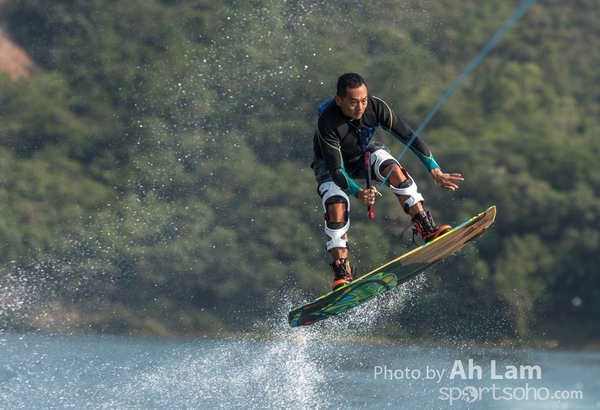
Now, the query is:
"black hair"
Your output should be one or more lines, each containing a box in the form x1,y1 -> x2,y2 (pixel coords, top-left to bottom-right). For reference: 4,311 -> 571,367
336,73 -> 367,98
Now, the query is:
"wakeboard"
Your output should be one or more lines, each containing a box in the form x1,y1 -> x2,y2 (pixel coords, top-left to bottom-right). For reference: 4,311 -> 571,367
288,205 -> 496,327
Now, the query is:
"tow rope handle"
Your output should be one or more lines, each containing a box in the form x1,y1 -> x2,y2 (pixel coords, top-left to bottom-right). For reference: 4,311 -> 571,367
365,152 -> 375,219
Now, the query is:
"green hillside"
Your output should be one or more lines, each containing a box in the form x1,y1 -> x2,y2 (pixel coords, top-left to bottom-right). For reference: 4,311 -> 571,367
0,0 -> 598,347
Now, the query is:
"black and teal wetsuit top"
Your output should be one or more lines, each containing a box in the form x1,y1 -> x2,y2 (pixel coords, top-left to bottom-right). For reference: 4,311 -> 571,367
312,95 -> 440,198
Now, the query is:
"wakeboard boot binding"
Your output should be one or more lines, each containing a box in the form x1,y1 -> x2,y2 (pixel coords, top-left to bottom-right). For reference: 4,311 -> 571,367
412,211 -> 451,243
330,257 -> 354,290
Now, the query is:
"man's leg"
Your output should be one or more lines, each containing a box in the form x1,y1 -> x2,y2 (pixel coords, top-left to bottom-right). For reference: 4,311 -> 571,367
382,162 -> 424,216
318,182 -> 354,290
371,150 -> 451,242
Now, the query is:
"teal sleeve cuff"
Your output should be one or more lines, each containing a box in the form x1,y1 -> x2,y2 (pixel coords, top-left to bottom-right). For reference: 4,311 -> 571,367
422,153 -> 440,172
348,178 -> 362,198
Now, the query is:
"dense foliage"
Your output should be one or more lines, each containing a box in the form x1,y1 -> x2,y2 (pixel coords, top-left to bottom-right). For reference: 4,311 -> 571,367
0,0 -> 598,345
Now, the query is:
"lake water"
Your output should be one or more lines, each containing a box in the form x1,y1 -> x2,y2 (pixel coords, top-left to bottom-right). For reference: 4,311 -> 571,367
1,283 -> 599,410
1,328 -> 599,409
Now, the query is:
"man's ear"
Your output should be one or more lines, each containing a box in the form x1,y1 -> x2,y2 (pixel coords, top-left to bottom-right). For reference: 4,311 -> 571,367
334,95 -> 342,106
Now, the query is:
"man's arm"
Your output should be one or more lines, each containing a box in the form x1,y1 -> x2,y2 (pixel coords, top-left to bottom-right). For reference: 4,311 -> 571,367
315,127 -> 362,197
373,96 -> 464,190
374,96 -> 440,172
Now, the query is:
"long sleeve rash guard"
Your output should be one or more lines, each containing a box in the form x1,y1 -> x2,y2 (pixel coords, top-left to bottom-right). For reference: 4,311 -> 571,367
312,95 -> 440,198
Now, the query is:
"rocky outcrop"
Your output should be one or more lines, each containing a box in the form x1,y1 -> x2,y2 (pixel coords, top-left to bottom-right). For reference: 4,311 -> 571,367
0,27 -> 35,80
0,0 -> 37,80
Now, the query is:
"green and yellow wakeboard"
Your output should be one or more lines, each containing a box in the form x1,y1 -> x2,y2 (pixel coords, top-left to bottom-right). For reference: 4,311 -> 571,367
288,205 -> 497,327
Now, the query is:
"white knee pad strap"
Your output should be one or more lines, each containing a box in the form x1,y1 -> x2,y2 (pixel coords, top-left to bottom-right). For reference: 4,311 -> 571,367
370,149 -> 397,182
370,149 -> 424,208
318,182 -> 350,251
390,178 -> 424,208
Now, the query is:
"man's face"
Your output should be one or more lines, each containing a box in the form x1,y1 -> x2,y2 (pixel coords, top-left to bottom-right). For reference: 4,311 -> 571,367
335,84 -> 368,120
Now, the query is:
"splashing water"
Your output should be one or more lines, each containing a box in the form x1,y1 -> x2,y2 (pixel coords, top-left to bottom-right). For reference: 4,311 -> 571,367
96,274 -> 430,409
0,264 -> 52,330
102,338 -> 326,409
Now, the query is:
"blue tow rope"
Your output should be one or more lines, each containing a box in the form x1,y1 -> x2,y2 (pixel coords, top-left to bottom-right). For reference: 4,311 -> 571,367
378,0 -> 538,190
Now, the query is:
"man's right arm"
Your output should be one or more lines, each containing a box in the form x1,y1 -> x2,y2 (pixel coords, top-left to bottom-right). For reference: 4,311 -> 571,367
316,126 -> 362,197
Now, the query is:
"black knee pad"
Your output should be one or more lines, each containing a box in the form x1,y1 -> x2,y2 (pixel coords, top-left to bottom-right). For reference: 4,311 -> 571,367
325,195 -> 347,205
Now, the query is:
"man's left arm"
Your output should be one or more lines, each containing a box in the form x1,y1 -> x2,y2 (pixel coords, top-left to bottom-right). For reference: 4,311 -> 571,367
374,96 -> 440,172
375,96 -> 463,190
